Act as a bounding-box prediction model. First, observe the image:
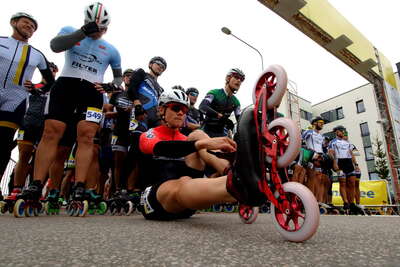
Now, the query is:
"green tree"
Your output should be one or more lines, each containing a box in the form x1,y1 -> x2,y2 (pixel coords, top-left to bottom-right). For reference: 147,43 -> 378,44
372,136 -> 390,180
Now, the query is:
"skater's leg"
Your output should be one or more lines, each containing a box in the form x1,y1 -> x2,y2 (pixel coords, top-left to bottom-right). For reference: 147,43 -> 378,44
157,175 -> 235,213
14,143 -> 35,188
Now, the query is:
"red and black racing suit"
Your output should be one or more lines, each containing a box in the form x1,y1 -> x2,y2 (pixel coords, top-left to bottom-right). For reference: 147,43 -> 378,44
137,125 -> 204,220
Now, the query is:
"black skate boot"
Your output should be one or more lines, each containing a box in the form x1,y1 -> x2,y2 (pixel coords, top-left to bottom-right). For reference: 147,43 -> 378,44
226,106 -> 267,207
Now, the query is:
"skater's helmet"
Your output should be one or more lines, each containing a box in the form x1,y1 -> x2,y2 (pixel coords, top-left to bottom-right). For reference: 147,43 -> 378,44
149,56 -> 167,70
186,87 -> 199,96
226,68 -> 245,80
159,89 -> 189,108
123,68 -> 134,76
84,2 -> 110,27
172,85 -> 185,92
10,12 -> 38,30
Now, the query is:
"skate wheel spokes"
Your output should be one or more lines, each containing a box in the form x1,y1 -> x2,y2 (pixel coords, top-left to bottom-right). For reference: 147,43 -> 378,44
268,118 -> 301,168
271,182 -> 319,242
239,205 -> 259,224
252,65 -> 288,109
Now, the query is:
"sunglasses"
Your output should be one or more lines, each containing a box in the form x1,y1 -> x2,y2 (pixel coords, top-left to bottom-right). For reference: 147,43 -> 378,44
166,103 -> 189,114
232,74 -> 245,82
154,61 -> 166,69
189,92 -> 198,97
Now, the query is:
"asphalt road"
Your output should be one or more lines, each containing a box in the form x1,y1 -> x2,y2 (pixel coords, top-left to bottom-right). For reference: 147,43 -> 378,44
0,212 -> 399,266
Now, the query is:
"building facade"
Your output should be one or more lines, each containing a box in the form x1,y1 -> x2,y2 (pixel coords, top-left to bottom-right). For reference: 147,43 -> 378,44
279,82 -> 392,181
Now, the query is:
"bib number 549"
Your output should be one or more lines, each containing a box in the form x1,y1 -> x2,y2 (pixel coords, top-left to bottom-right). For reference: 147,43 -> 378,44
86,107 -> 102,123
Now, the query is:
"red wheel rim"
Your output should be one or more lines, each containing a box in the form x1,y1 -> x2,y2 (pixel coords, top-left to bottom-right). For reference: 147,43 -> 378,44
274,192 -> 305,231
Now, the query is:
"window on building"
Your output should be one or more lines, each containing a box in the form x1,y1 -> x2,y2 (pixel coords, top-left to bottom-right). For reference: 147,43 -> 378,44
365,146 -> 374,160
336,107 -> 344,120
321,108 -> 344,123
362,136 -> 372,147
366,159 -> 376,172
300,109 -> 312,121
356,100 -> 365,113
360,122 -> 370,136
321,111 -> 331,123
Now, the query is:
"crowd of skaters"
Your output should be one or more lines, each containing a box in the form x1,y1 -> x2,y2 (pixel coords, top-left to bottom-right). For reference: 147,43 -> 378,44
0,3 -> 248,219
0,2 -> 365,219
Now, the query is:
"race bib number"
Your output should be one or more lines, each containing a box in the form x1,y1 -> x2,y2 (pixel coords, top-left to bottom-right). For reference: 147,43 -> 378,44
85,107 -> 102,123
111,135 -> 118,145
17,130 -> 25,140
140,186 -> 154,214
129,118 -> 139,131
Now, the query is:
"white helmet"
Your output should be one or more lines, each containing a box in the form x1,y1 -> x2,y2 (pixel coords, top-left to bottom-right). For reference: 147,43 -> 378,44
84,2 -> 110,27
159,89 -> 189,107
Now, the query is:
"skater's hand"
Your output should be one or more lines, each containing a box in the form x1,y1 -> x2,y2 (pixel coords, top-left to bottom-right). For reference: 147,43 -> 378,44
195,137 -> 237,153
24,80 -> 35,91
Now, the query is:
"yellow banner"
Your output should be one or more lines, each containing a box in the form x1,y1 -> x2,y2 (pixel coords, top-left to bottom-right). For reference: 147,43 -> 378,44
332,180 -> 389,206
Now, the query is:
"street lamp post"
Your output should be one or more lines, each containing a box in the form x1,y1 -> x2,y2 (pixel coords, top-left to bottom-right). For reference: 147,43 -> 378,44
221,27 -> 264,71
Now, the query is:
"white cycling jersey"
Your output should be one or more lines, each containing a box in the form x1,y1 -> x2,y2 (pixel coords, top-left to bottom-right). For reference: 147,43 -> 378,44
301,129 -> 324,153
0,36 -> 48,112
58,26 -> 121,83
329,137 -> 352,159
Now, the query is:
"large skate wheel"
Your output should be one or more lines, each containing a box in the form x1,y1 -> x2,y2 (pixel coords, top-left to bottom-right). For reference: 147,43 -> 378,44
319,207 -> 327,215
125,201 -> 134,216
239,205 -> 259,224
212,204 -> 224,213
252,64 -> 287,108
78,200 -> 89,217
97,201 -> 108,215
24,204 -> 34,217
268,118 -> 301,168
224,204 -> 235,213
13,199 -> 25,218
271,182 -> 320,242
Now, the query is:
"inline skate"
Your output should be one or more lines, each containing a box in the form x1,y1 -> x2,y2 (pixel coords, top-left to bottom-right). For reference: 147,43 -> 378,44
229,65 -> 319,241
66,182 -> 88,217
108,189 -> 137,215
86,189 -> 107,215
1,188 -> 21,214
13,180 -> 44,218
44,189 -> 62,215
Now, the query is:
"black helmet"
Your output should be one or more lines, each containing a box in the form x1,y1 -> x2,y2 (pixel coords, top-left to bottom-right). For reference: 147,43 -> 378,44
10,12 -> 38,30
333,125 -> 346,132
149,56 -> 167,69
123,68 -> 134,76
186,87 -> 199,95
311,116 -> 324,124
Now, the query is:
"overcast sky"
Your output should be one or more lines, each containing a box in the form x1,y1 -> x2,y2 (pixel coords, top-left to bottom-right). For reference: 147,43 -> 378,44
2,0 -> 400,106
